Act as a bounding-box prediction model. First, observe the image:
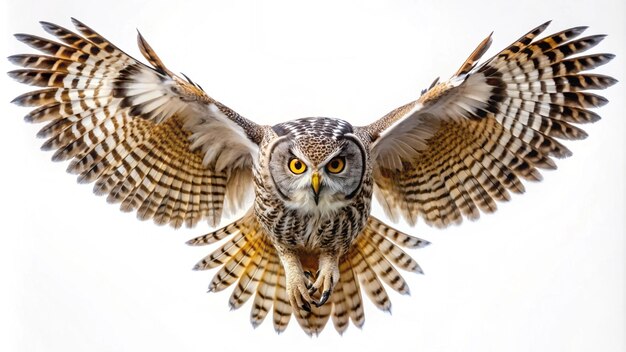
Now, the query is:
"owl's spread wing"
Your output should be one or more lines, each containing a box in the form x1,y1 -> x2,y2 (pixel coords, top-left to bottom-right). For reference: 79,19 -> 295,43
360,21 -> 616,227
9,19 -> 264,228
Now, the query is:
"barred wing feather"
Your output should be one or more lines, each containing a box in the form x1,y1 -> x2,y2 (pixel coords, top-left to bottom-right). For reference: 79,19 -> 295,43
362,21 -> 616,227
9,19 -> 263,228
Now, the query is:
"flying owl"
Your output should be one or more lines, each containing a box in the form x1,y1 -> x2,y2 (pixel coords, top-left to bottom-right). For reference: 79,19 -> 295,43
9,19 -> 615,335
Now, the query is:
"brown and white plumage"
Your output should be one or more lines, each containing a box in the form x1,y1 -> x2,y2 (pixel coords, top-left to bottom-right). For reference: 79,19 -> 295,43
10,18 -> 261,228
363,21 -> 616,227
187,215 -> 427,335
10,19 -> 615,336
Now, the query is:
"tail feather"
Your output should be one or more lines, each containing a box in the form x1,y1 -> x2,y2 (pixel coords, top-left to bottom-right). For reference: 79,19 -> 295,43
293,297 -> 333,336
352,248 -> 392,312
189,213 -> 429,335
208,235 -> 261,292
250,249 -> 279,327
272,264 -> 292,333
330,273 -> 349,334
192,230 -> 249,270
339,258 -> 365,328
368,217 -> 430,248
186,219 -> 242,246
367,218 -> 427,273
229,238 -> 270,309
359,230 -> 410,295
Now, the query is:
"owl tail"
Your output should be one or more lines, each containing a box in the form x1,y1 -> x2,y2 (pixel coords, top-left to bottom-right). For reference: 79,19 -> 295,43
187,212 -> 429,336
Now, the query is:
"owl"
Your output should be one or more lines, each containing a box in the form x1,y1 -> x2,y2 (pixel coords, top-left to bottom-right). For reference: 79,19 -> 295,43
9,19 -> 615,335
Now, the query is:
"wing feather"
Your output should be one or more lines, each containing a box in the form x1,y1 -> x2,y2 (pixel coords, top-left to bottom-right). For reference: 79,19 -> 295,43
10,19 -> 264,227
361,22 -> 615,227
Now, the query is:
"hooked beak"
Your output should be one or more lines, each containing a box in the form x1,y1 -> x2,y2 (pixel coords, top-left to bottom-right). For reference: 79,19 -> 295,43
311,172 -> 321,204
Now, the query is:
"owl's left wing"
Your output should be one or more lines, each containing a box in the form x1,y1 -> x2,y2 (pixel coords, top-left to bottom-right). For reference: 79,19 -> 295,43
359,22 -> 616,227
9,19 -> 264,228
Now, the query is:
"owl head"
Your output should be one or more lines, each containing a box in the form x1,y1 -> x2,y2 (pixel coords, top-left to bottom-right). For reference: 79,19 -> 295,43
268,118 -> 368,214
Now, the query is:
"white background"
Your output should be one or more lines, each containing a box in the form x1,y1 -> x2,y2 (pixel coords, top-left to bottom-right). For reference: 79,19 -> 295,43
1,1 -> 624,351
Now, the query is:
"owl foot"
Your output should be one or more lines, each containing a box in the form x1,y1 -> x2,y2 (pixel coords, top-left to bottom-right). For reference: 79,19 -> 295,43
309,255 -> 340,307
286,269 -> 315,312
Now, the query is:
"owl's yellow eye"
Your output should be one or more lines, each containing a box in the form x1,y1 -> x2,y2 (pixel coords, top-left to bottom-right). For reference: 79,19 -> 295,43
326,157 -> 345,174
288,158 -> 307,174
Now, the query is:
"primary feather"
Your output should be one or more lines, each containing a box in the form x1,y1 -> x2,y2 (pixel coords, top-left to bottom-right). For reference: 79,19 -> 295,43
363,21 -> 616,228
9,18 -> 261,228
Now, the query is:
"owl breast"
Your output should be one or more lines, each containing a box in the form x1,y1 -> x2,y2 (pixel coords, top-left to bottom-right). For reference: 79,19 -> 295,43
253,181 -> 372,254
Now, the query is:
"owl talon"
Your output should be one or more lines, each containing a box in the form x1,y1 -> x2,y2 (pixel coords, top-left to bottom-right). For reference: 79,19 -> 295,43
287,283 -> 314,312
303,270 -> 314,290
285,270 -> 315,312
316,290 -> 331,307
309,255 -> 340,307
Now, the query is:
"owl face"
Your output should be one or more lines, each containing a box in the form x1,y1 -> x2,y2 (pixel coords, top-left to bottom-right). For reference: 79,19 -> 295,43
268,135 -> 366,214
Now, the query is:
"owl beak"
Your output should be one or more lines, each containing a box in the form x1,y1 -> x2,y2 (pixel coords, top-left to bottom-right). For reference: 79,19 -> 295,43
311,172 -> 321,204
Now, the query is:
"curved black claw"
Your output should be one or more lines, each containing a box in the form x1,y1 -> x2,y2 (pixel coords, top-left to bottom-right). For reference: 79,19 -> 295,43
315,290 -> 331,307
303,271 -> 314,290
309,257 -> 339,308
301,301 -> 311,312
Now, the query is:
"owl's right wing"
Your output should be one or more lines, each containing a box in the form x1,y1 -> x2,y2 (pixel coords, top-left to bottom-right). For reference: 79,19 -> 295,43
360,22 -> 616,228
9,19 -> 264,228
